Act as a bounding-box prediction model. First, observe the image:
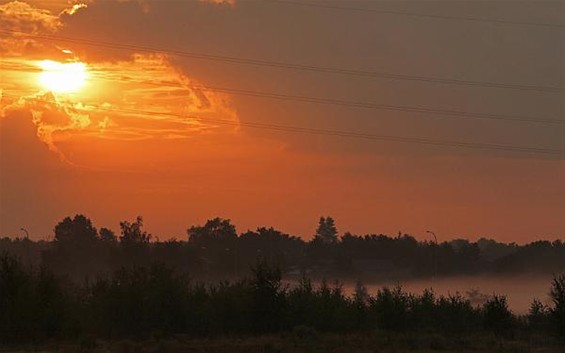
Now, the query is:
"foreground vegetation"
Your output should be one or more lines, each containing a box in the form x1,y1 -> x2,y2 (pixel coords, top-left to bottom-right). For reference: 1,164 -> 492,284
1,215 -> 564,349
1,332 -> 563,353
1,252 -> 564,346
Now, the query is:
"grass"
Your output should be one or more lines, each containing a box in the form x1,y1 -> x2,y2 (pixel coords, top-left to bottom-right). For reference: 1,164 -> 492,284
1,332 -> 562,353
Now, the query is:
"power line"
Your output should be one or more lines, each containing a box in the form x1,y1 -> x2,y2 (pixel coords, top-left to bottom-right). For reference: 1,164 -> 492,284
9,59 -> 561,126
189,84 -> 565,126
6,63 -> 565,126
3,94 -> 564,156
54,105 -> 565,156
266,0 -> 565,29
2,29 -> 563,94
78,72 -> 565,126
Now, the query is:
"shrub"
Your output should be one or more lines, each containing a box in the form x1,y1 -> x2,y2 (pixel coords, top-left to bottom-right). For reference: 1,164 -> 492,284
434,293 -> 479,333
371,286 -> 410,331
528,298 -> 549,332
249,259 -> 286,333
0,254 -> 71,343
482,294 -> 513,334
88,265 -> 189,337
549,273 -> 565,337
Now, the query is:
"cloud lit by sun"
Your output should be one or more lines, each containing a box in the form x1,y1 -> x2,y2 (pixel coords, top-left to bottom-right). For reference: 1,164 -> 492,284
0,1 -> 240,163
38,60 -> 88,93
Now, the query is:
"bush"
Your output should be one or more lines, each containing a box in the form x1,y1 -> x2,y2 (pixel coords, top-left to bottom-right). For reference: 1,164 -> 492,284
1,252 -> 562,342
549,273 -> 565,337
371,286 -> 410,331
409,288 -> 436,331
88,265 -> 190,337
249,260 -> 286,333
482,294 -> 513,334
528,298 -> 549,332
310,280 -> 351,331
434,293 -> 479,333
0,253 -> 71,343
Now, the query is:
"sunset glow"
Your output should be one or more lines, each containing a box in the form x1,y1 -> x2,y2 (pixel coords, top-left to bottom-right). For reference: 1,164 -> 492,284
0,0 -> 563,244
38,60 -> 88,93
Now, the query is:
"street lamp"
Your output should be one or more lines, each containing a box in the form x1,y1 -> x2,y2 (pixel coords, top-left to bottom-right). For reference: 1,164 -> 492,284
426,230 -> 438,244
20,228 -> 29,239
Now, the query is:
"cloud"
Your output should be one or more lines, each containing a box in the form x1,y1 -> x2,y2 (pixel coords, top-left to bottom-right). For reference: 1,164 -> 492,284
1,52 -> 239,160
0,99 -> 87,237
1,1 -> 240,164
0,1 -> 88,59
0,1 -> 59,57
200,0 -> 236,6
0,1 -> 60,33
60,3 -> 87,16
1,92 -> 89,159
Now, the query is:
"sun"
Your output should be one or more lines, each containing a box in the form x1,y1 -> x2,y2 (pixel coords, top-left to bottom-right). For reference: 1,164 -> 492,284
38,60 -> 88,93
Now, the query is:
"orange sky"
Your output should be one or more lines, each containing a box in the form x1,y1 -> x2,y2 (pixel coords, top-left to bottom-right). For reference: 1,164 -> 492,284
1,0 -> 564,243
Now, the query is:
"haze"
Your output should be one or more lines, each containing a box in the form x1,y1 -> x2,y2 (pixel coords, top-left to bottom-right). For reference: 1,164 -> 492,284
1,0 -> 564,242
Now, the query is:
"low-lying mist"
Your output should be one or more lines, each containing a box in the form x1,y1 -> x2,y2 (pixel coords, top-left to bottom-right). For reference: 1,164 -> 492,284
335,274 -> 554,314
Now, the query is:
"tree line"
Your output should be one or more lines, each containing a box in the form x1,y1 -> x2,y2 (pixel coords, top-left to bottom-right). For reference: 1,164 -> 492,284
1,214 -> 564,282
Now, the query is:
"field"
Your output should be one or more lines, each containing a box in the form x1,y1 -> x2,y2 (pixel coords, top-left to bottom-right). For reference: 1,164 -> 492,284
2,332 -> 563,353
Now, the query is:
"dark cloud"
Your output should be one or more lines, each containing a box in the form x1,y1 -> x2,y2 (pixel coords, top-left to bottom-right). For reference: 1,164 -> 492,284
0,107 -> 77,236
47,0 -> 564,158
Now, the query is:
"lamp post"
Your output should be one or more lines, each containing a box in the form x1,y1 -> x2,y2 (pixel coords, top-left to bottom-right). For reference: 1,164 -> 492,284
426,230 -> 438,279
20,228 -> 29,239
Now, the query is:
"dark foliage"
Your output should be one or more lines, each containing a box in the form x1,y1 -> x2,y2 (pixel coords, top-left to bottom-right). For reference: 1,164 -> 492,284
1,252 -> 563,344
1,215 -> 564,344
0,254 -> 70,343
528,298 -> 549,332
549,274 -> 565,337
482,294 -> 513,334
3,215 -> 565,282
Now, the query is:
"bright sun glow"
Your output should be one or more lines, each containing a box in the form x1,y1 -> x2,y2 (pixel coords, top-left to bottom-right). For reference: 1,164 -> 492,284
38,60 -> 88,93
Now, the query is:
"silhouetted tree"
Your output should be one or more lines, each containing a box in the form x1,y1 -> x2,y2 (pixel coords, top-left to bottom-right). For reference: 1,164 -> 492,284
187,218 -> 238,278
88,265 -> 189,337
120,216 -> 151,244
314,217 -> 338,244
45,215 -> 102,279
549,273 -> 565,337
482,295 -> 513,334
119,216 -> 151,267
352,281 -> 371,329
54,214 -> 98,245
99,227 -> 117,243
285,274 -> 315,328
495,240 -> 565,273
434,293 -> 479,333
372,286 -> 410,331
1,250 -> 563,342
528,298 -> 549,332
188,218 -> 237,244
409,288 -> 436,330
9,214 -> 565,283
0,254 -> 70,343
249,259 -> 285,333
